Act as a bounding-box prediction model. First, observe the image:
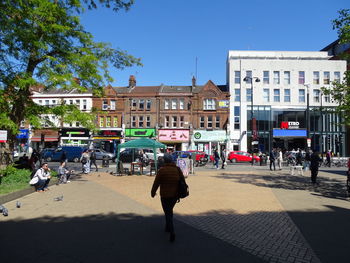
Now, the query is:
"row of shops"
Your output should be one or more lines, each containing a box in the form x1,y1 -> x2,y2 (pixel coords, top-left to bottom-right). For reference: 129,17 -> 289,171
17,128 -> 229,156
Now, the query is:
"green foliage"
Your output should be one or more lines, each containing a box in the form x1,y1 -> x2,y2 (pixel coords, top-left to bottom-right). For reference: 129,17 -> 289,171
0,0 -> 142,146
333,9 -> 350,45
0,167 -> 32,195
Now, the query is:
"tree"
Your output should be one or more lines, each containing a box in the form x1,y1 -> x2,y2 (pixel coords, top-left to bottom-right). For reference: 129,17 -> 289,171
322,9 -> 350,125
0,0 -> 141,153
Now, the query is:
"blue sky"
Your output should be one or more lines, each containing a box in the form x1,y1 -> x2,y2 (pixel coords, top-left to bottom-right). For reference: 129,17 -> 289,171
81,0 -> 349,87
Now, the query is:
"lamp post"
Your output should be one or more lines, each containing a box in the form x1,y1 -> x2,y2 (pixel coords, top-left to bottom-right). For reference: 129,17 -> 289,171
243,76 -> 260,165
304,84 -> 311,149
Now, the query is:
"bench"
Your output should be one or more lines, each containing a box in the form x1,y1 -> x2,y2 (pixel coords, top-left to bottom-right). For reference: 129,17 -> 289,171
290,165 -> 303,176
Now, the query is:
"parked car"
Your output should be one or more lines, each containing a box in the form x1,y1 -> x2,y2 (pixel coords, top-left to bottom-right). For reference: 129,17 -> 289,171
43,146 -> 86,162
142,149 -> 164,160
93,149 -> 114,160
227,151 -> 260,163
171,150 -> 208,164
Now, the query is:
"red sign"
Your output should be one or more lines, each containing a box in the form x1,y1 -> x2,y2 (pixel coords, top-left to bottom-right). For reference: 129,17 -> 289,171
280,122 -> 289,129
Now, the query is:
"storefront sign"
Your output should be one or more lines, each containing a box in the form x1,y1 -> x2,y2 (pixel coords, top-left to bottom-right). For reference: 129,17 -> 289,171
218,100 -> 229,108
193,130 -> 227,142
0,130 -> 7,142
32,130 -> 59,142
273,129 -> 307,137
125,128 -> 155,137
158,129 -> 189,142
95,130 -> 122,137
280,121 -> 300,129
60,129 -> 90,138
16,129 -> 29,139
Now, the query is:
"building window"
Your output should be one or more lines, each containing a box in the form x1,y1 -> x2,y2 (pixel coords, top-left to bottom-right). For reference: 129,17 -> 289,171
38,100 -> 42,104
179,99 -> 184,110
172,116 -> 177,127
298,71 -> 305,85
284,71 -> 290,85
75,99 -> 80,108
82,99 -> 87,110
100,117 -> 104,127
246,88 -> 252,102
131,116 -> 136,128
164,99 -> 170,110
113,117 -> 118,127
138,116 -> 144,127
110,100 -> 116,110
200,116 -> 205,128
299,89 -> 305,102
179,116 -> 184,128
324,94 -> 330,103
165,116 -> 170,127
245,71 -> 252,83
313,71 -> 320,84
263,71 -> 269,84
69,100 -> 73,105
234,106 -> 240,130
171,99 -> 177,110
323,71 -> 330,84
139,99 -> 144,110
45,100 -> 50,105
263,89 -> 270,102
76,122 -> 80,127
106,117 -> 111,128
273,89 -> 280,102
284,89 -> 291,102
52,100 -> 56,106
313,89 -> 320,103
146,100 -> 151,110
273,71 -> 280,84
203,98 -> 216,110
146,116 -> 151,127
207,116 -> 213,128
102,100 -> 108,110
131,99 -> 137,110
234,89 -> 240,102
215,116 -> 220,128
334,72 -> 341,83
234,71 -> 241,84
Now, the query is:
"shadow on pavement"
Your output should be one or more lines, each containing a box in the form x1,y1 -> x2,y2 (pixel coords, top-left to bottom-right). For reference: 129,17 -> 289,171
216,172 -> 349,201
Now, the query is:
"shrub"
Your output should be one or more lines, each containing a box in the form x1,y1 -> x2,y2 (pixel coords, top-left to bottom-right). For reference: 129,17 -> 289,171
0,166 -> 32,195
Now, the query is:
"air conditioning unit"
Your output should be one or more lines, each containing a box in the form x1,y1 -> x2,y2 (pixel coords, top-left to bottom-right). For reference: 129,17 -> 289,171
102,104 -> 109,110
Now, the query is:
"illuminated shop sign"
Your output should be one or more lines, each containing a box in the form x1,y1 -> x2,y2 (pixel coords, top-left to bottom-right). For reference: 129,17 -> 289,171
273,129 -> 307,137
280,121 -> 300,129
125,128 -> 155,137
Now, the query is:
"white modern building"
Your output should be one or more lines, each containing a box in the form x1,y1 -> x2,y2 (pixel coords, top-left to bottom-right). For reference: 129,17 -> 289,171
227,50 -> 347,155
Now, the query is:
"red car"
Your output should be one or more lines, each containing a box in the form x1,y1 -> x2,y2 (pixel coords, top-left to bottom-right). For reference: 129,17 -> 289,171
227,151 -> 260,163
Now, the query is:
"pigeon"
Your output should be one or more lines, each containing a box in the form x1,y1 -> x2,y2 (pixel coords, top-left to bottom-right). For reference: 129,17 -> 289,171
54,195 -> 64,201
16,201 -> 21,208
2,207 -> 8,216
0,205 -> 4,213
98,174 -> 101,177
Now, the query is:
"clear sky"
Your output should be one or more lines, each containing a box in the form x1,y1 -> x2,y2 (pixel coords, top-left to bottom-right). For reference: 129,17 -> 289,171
80,0 -> 349,87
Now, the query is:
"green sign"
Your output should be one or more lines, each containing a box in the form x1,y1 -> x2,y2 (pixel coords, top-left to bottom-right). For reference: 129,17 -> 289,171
125,128 -> 156,137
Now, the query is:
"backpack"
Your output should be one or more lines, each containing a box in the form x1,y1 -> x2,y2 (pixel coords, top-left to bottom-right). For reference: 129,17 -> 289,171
178,177 -> 189,201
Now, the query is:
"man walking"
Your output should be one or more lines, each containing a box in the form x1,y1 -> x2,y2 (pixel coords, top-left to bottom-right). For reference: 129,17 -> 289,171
221,148 -> 226,169
269,148 -> 276,171
310,151 -> 322,185
213,149 -> 220,170
90,149 -> 98,172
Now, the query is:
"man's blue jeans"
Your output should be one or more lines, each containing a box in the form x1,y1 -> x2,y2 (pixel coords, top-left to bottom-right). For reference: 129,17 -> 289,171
35,179 -> 50,191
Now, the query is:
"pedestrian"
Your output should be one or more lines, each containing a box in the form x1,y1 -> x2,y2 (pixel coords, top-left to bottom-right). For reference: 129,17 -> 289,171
29,162 -> 52,192
325,150 -> 331,167
57,161 -> 73,184
310,151 -> 322,184
151,154 -> 186,243
304,149 -> 311,171
60,150 -> 67,163
81,150 -> 90,174
269,148 -> 276,171
277,149 -> 283,170
213,149 -> 220,169
221,148 -> 226,169
90,149 -> 98,172
296,149 -> 303,166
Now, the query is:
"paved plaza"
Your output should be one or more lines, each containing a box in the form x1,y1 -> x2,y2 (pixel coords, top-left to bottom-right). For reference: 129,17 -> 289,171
0,163 -> 349,263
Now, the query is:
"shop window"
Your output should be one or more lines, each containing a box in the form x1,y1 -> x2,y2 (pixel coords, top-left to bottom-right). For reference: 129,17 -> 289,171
200,116 -> 205,128
165,116 -> 170,128
146,100 -> 151,110
113,117 -> 118,127
284,89 -> 291,102
138,116 -> 144,127
313,71 -> 320,84
146,116 -> 151,127
263,71 -> 269,84
164,99 -> 170,110
139,99 -> 144,110
284,71 -> 290,85
263,89 -> 270,102
172,116 -> 177,128
203,99 -> 216,110
299,89 -> 305,103
234,89 -> 240,102
323,72 -> 330,84
179,99 -> 184,110
246,89 -> 252,102
234,71 -> 241,84
99,117 -> 104,127
273,71 -> 280,84
131,116 -> 136,128
215,116 -> 220,128
171,99 -> 177,110
179,116 -> 184,128
110,100 -> 116,110
298,71 -> 305,85
106,117 -> 111,127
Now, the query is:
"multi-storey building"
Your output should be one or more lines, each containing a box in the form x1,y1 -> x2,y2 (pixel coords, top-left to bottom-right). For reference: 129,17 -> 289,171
227,50 -> 347,156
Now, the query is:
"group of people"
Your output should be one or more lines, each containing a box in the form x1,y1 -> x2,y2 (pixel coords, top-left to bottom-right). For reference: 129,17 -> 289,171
80,149 -> 98,174
269,148 -> 284,171
213,148 -> 227,169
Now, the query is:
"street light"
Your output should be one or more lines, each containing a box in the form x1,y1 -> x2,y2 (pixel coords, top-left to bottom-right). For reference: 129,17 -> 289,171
243,76 -> 260,165
304,84 -> 310,149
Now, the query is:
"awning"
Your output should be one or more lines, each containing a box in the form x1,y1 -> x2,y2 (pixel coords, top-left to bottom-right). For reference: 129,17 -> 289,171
31,136 -> 59,142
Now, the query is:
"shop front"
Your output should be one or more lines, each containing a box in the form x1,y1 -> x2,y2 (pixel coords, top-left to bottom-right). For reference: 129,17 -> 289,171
16,129 -> 30,152
272,124 -> 307,151
158,129 -> 190,151
193,130 -> 228,155
31,129 -> 59,150
125,128 -> 156,140
60,128 -> 91,147
93,129 -> 122,155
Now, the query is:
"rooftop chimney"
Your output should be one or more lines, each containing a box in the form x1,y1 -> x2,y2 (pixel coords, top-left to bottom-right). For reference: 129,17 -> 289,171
129,75 -> 136,88
192,76 -> 196,87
